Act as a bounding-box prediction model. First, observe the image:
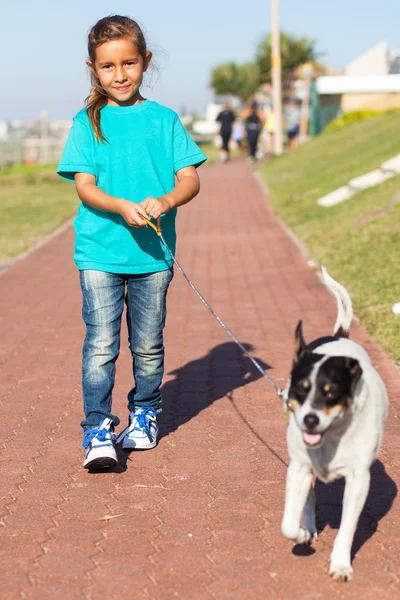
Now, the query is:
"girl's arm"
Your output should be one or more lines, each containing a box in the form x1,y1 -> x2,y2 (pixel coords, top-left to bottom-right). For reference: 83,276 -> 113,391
74,165 -> 200,228
140,166 -> 200,219
75,172 -> 149,228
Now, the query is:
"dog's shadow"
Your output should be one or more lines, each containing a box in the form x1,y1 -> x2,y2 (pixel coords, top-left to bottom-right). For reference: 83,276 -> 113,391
293,460 -> 397,558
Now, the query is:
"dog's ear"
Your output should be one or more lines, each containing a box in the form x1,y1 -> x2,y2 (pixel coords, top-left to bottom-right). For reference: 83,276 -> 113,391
344,358 -> 365,411
344,357 -> 363,387
294,320 -> 307,364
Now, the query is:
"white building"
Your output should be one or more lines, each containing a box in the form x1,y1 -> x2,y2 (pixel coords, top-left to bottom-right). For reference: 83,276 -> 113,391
312,41 -> 400,133
345,41 -> 390,77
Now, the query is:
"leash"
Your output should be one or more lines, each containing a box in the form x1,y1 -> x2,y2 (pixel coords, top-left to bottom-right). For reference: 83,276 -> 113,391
140,214 -> 284,399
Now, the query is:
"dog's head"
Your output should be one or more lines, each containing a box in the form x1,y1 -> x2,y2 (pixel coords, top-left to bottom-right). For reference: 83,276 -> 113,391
286,321 -> 362,449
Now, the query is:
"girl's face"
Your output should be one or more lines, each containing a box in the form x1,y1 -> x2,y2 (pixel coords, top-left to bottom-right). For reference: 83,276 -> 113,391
89,37 -> 151,106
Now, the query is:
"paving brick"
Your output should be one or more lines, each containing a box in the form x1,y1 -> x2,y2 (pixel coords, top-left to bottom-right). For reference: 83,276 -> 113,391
0,533 -> 44,565
23,577 -> 87,600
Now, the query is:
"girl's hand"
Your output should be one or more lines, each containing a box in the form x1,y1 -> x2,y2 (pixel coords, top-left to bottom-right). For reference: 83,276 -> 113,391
140,195 -> 174,219
118,199 -> 148,228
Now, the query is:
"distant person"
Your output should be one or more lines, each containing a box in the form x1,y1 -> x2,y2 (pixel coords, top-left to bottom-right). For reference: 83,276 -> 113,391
241,101 -> 265,163
284,99 -> 301,150
231,119 -> 245,150
57,15 -> 206,470
216,101 -> 235,163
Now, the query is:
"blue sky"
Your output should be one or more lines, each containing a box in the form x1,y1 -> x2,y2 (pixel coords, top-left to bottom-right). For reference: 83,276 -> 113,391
1,0 -> 399,120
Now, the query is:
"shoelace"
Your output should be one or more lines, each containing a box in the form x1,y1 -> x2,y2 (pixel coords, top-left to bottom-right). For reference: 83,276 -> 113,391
82,427 -> 114,449
116,409 -> 156,444
135,409 -> 156,433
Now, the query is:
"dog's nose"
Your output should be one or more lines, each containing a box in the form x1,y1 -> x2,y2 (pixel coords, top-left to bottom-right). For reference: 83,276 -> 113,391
304,413 -> 319,430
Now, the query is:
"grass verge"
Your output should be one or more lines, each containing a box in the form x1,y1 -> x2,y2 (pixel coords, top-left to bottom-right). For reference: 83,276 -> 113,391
0,164 -> 78,269
259,111 -> 400,362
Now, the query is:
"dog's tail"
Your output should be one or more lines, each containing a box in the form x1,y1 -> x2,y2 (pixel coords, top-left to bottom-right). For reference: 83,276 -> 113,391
321,266 -> 353,338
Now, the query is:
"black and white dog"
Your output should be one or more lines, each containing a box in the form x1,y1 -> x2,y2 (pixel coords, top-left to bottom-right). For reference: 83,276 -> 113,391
281,267 -> 388,581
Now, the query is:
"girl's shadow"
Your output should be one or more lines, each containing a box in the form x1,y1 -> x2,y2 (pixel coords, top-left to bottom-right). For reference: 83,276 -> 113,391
158,341 -> 272,439
108,341 -> 272,473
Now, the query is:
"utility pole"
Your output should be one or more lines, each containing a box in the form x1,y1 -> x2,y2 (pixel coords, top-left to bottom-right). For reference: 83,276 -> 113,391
271,0 -> 283,155
299,63 -> 313,143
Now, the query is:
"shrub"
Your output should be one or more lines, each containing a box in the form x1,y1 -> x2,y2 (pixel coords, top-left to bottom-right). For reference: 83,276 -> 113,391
324,108 -> 400,132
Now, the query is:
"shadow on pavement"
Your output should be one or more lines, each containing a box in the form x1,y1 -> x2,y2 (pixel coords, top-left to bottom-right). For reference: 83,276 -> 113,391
314,459 -> 397,560
93,341 -> 273,474
159,341 -> 273,439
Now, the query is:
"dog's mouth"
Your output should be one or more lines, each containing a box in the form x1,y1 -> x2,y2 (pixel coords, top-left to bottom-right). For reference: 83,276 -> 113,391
303,431 -> 323,447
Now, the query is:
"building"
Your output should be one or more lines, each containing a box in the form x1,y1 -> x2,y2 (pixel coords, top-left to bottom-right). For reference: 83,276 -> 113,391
310,42 -> 400,135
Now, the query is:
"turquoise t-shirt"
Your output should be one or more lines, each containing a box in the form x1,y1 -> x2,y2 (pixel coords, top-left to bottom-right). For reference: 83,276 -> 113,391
57,100 -> 206,273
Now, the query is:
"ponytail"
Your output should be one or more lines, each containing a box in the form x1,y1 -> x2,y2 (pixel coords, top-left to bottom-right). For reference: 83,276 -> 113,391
85,74 -> 108,143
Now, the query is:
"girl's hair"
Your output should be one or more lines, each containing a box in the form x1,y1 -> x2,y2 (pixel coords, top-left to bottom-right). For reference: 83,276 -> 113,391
86,15 -> 148,142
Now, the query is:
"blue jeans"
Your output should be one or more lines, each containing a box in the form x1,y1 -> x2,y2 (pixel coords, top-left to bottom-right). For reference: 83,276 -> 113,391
79,269 -> 173,431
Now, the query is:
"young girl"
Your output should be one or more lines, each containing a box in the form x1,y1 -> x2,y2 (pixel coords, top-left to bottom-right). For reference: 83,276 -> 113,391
57,15 -> 206,470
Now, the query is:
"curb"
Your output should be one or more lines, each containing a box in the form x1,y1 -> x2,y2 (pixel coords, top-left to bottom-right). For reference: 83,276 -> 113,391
253,170 -> 314,265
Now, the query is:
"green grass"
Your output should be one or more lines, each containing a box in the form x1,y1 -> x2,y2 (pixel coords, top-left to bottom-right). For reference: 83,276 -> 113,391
259,111 -> 400,362
0,165 -> 78,268
0,162 -> 60,176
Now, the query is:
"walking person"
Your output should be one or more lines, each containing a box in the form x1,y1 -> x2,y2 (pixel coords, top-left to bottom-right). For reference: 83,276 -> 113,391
57,15 -> 206,470
284,98 -> 301,150
231,118 -> 245,151
241,101 -> 265,163
216,101 -> 235,163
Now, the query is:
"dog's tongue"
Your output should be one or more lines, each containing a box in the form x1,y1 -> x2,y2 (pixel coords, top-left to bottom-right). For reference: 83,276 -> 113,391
303,432 -> 322,446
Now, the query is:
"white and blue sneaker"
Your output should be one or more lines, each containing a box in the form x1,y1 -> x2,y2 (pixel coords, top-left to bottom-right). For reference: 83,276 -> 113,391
117,407 -> 158,450
82,418 -> 118,470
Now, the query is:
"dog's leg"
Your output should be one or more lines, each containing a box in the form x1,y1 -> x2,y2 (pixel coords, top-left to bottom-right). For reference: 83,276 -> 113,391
302,485 -> 318,542
329,470 -> 370,582
281,461 -> 315,544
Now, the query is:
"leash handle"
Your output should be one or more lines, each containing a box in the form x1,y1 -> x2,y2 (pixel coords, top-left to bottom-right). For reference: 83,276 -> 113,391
139,214 -> 161,235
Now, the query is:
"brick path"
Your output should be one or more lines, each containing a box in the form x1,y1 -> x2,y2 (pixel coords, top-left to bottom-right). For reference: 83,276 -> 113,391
1,159 -> 399,599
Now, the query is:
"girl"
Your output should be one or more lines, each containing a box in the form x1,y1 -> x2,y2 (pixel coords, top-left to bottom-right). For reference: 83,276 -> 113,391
57,15 -> 206,470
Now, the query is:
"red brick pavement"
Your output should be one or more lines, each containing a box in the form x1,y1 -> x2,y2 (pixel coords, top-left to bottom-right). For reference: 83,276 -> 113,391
0,159 -> 399,599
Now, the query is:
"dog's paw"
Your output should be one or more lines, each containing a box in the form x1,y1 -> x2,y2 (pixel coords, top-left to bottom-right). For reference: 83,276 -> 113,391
296,527 -> 318,545
329,563 -> 353,582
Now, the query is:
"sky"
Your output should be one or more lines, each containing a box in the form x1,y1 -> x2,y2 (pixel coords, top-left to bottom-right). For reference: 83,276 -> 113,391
1,0 -> 399,120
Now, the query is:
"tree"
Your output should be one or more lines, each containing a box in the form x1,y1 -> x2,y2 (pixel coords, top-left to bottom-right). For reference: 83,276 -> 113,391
210,61 -> 260,103
255,32 -> 321,83
209,32 -> 322,103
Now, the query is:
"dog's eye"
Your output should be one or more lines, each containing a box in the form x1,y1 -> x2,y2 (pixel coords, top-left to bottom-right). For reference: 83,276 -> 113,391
295,380 -> 311,397
322,383 -> 337,400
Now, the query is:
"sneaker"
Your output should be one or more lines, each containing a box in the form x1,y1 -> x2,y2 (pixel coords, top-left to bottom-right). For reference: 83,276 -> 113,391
82,418 -> 118,470
118,407 -> 158,450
